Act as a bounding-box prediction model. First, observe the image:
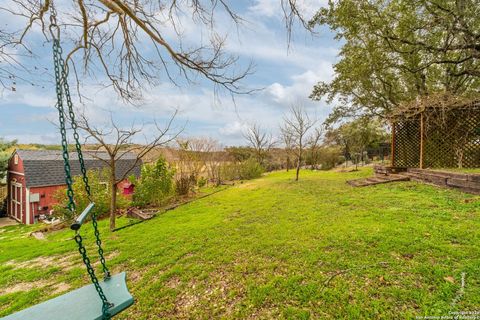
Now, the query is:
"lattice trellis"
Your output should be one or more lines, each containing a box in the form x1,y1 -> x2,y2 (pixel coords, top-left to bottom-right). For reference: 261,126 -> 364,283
393,119 -> 420,167
392,106 -> 480,168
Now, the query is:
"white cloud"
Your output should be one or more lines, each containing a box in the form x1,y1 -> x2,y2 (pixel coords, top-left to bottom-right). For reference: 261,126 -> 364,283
248,0 -> 328,20
0,64 -> 334,145
0,2 -> 339,146
0,85 -> 55,108
265,65 -> 333,108
219,121 -> 249,136
248,0 -> 279,17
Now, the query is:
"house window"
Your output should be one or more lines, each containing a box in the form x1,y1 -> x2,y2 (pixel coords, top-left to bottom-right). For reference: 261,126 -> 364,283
14,154 -> 18,165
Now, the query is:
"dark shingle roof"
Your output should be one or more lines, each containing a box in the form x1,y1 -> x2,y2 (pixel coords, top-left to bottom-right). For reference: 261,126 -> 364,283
16,150 -> 141,188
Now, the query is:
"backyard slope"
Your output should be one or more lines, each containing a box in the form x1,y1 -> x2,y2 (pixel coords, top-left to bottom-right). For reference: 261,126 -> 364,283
1,169 -> 480,319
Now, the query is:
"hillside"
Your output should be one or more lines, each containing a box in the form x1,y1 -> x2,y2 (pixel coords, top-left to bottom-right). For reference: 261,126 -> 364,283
1,169 -> 479,319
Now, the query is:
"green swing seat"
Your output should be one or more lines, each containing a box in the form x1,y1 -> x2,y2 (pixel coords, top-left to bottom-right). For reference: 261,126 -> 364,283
1,272 -> 133,320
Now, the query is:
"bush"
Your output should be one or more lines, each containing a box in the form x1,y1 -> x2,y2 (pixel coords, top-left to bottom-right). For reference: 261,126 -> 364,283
220,162 -> 239,181
318,147 -> 343,170
53,168 -> 130,221
175,174 -> 197,196
133,158 -> 175,207
238,158 -> 264,179
220,158 -> 264,181
197,176 -> 208,188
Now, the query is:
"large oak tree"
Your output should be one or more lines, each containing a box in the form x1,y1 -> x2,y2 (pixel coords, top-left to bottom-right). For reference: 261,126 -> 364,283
309,0 -> 480,124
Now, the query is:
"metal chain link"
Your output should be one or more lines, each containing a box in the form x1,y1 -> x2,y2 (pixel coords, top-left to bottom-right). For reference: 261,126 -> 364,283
56,41 -> 111,279
92,215 -> 111,279
58,56 -> 91,199
50,3 -> 112,318
75,234 -> 113,320
52,38 -> 75,213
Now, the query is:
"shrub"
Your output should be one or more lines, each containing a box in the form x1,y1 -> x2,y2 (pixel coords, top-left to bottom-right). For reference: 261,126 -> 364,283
220,158 -> 264,181
133,158 -> 175,207
197,176 -> 208,188
220,162 -> 239,181
53,168 -> 130,221
318,147 -> 343,170
238,158 -> 264,179
175,174 -> 197,195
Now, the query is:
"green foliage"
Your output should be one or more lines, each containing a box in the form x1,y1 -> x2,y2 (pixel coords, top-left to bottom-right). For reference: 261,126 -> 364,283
133,158 -> 175,207
310,0 -> 480,124
53,168 -> 130,221
317,147 -> 343,170
325,118 -> 389,164
238,158 -> 264,180
219,163 -> 238,181
221,158 -> 264,181
225,146 -> 255,162
197,176 -> 208,188
0,138 -> 16,182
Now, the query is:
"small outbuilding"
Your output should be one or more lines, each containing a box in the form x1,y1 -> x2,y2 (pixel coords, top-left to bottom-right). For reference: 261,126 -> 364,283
7,149 -> 141,224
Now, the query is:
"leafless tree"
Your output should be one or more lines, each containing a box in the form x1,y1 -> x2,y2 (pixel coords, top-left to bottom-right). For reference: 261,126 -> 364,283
243,123 -> 275,165
307,127 -> 323,170
281,105 -> 316,181
0,0 -> 309,97
280,126 -> 294,172
174,136 -> 217,194
75,109 -> 181,231
203,138 -> 225,186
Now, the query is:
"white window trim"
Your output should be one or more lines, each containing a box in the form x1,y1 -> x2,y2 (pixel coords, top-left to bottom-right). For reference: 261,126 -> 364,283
25,187 -> 31,224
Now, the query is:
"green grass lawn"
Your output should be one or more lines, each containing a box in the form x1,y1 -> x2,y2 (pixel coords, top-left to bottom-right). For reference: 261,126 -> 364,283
1,168 -> 480,319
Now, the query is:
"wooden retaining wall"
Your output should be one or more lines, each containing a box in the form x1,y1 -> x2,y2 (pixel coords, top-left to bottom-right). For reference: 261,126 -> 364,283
373,165 -> 407,175
374,165 -> 480,194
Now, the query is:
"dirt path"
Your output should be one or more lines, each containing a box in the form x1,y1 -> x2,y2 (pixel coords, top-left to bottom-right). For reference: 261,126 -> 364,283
0,217 -> 18,228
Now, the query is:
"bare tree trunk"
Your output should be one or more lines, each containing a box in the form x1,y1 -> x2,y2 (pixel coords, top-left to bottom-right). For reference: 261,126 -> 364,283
455,148 -> 464,168
110,159 -> 117,231
286,156 -> 290,172
295,154 -> 301,181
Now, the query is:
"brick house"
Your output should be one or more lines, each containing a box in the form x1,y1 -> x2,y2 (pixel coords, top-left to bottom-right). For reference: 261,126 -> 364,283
7,149 -> 141,224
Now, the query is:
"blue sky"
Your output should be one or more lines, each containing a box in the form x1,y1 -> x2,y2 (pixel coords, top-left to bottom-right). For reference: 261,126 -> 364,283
0,0 -> 338,146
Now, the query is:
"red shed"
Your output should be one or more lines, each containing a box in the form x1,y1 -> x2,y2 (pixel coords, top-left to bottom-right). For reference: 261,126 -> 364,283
7,149 -> 141,224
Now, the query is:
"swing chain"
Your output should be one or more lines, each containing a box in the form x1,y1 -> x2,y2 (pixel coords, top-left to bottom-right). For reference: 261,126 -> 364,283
50,3 -> 112,318
57,48 -> 92,200
52,32 -> 75,213
55,35 -> 110,279
92,215 -> 111,279
75,234 -> 113,319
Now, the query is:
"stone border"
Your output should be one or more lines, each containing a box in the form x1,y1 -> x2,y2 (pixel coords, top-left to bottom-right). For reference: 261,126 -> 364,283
406,168 -> 480,194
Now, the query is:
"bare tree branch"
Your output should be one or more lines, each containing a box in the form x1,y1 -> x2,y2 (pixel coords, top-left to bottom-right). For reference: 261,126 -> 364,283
74,108 -> 182,230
